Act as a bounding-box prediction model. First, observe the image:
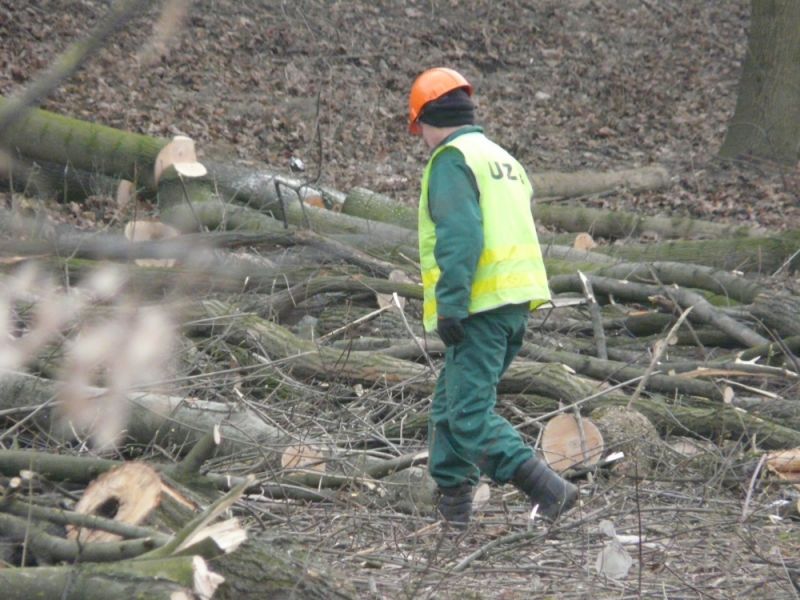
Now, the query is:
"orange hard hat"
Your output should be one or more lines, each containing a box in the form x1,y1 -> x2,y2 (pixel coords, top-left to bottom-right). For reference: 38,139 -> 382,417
408,67 -> 473,135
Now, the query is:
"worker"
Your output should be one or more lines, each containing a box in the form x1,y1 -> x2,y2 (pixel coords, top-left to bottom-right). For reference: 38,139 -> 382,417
409,67 -> 578,528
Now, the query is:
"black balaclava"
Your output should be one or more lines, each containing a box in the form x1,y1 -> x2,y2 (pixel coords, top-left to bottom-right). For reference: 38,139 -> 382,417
418,88 -> 475,128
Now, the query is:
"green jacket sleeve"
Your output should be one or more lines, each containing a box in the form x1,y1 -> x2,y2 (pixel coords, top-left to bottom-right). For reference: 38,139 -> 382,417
427,146 -> 483,320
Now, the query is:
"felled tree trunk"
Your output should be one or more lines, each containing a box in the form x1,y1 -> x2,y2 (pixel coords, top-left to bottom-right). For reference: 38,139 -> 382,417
335,187 -> 800,275
532,202 -> 767,241
0,96 -> 166,190
546,273 -> 769,347
191,306 -> 800,449
340,185 -> 765,242
159,193 -> 420,260
3,557 -> 203,600
0,372 -> 298,463
342,165 -> 669,227
565,260 -> 762,304
594,231 -> 800,274
213,535 -> 355,600
750,291 -> 800,338
529,165 -> 670,199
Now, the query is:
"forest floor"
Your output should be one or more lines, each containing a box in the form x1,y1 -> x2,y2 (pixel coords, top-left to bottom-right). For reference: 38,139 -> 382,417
2,0 -> 799,232
1,1 -> 799,599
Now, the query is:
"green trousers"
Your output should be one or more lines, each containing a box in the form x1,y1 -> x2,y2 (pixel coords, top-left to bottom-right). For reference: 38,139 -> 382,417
428,303 -> 534,489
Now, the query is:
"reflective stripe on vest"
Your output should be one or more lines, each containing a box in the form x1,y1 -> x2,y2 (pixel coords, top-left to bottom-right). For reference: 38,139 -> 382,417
418,132 -> 551,332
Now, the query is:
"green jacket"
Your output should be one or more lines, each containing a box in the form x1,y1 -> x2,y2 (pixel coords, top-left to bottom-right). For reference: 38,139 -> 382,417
424,126 -> 485,320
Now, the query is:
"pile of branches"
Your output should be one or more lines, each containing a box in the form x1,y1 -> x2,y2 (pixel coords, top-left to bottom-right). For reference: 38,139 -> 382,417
1,101 -> 800,598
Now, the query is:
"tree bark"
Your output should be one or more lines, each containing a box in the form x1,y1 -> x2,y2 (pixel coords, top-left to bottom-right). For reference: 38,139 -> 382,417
159,192 -> 420,261
1,562 -> 194,600
340,184 -> 768,244
342,166 -> 671,229
719,0 -> 800,164
533,202 -> 768,241
575,260 -> 762,304
548,273 -> 769,347
0,96 -> 166,190
0,372 -> 301,465
0,512 -> 159,562
580,231 -> 800,275
750,291 -> 800,338
529,165 -> 670,199
213,535 -> 355,600
329,186 -> 800,275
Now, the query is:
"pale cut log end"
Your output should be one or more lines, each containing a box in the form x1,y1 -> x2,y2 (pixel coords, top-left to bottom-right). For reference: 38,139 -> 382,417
67,462 -> 162,542
177,517 -> 247,556
161,480 -> 199,511
213,424 -> 221,445
376,269 -> 413,310
573,232 -> 597,251
154,135 -> 207,185
541,413 -> 604,473
765,448 -> 800,500
123,218 -> 180,267
281,443 -> 326,473
766,448 -> 800,473
116,179 -> 136,209
193,555 -> 226,599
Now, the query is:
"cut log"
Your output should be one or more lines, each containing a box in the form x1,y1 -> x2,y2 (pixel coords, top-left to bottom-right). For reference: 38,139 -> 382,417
213,535 -> 355,600
0,371 -> 302,465
517,344 -> 725,401
341,168 -> 672,232
750,291 -> 800,338
263,274 -> 422,321
551,260 -> 763,305
337,188 -> 800,275
0,512 -> 160,562
281,443 -> 327,473
0,96 -> 167,190
1,498 -> 170,544
123,219 -> 180,267
66,462 -> 163,543
1,555 -> 221,600
766,448 -> 800,474
540,413 -> 604,473
531,165 -> 670,199
342,186 -> 418,230
533,202 -> 768,241
159,192 -> 420,260
548,272 -> 769,347
0,372 -> 404,486
153,135 -> 206,184
594,231 -> 800,275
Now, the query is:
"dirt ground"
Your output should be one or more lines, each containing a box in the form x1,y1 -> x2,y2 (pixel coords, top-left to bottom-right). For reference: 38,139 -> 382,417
1,0 -> 799,229
1,1 -> 799,599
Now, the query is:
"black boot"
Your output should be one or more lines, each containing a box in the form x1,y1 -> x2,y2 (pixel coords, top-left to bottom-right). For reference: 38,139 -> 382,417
436,482 -> 473,528
512,456 -> 578,521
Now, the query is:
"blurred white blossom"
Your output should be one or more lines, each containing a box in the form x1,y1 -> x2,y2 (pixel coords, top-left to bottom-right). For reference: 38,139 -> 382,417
0,264 -> 174,450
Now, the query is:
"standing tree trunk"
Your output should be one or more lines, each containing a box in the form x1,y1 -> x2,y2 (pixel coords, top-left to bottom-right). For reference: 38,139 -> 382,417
719,0 -> 800,164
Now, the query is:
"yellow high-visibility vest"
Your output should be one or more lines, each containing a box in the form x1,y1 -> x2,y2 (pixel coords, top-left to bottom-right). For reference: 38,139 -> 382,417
418,131 -> 550,332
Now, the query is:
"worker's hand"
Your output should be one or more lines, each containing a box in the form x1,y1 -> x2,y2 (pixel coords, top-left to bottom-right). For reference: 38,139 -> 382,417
437,317 -> 465,347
